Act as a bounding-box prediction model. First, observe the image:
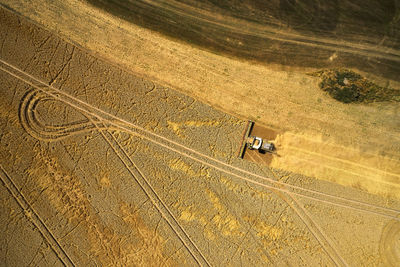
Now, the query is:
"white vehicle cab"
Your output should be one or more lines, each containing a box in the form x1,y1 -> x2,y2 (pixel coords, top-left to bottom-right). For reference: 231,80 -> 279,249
246,136 -> 275,153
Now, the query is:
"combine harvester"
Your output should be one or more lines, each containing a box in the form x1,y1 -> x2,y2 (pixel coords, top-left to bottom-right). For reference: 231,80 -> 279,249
238,121 -> 275,158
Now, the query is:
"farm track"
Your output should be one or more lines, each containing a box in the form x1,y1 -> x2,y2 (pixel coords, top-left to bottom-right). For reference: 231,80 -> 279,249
23,85 -> 400,191
1,3 -> 399,264
89,118 -> 211,266
1,58 -> 399,224
0,165 -> 75,267
249,152 -> 347,266
19,89 -> 107,141
16,69 -> 211,265
2,58 -> 399,224
4,54 -> 400,265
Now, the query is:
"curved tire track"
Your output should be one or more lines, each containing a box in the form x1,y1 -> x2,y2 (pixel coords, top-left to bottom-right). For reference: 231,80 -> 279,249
19,89 -> 105,141
1,58 -> 399,222
15,72 -> 211,266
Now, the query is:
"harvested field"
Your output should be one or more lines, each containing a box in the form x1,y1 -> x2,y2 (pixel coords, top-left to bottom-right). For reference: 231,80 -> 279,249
0,1 -> 400,266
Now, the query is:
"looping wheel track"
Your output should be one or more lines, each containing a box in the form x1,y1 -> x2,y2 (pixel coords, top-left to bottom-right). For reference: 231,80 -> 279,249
1,58 -> 400,266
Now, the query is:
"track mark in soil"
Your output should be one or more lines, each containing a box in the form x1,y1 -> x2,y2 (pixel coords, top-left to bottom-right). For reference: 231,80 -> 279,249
19,89 -> 109,141
88,119 -> 211,267
13,70 -> 210,266
15,78 -> 210,264
249,153 -> 347,266
27,146 -> 170,266
1,58 -> 399,224
310,69 -> 400,103
0,165 -> 75,267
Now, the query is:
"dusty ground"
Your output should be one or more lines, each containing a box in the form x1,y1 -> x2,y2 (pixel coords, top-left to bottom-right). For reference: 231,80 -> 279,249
0,2 -> 400,267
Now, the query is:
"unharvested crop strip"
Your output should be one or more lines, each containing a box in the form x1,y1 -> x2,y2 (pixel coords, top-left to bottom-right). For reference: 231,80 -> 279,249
1,59 -> 399,223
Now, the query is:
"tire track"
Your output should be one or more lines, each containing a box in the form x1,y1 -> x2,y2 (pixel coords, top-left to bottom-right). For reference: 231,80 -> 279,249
0,165 -> 75,267
1,58 -> 399,223
19,89 -> 108,141
17,76 -> 210,265
249,153 -> 347,267
87,117 -> 211,267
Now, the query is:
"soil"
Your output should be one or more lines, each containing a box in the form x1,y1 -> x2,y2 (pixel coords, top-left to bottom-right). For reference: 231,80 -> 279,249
0,2 -> 400,267
86,0 -> 400,82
